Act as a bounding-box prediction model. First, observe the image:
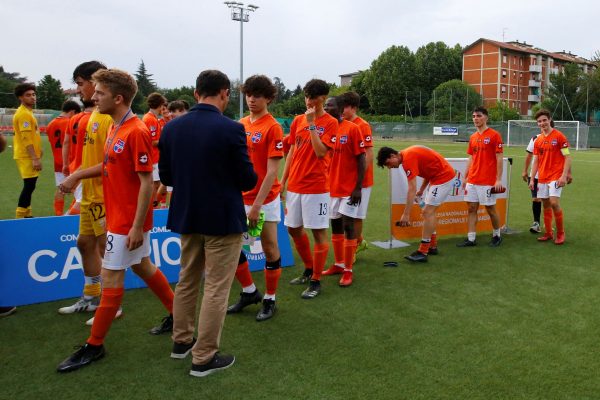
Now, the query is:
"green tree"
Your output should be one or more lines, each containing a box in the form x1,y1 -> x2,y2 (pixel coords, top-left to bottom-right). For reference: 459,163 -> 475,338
132,60 -> 158,113
271,92 -> 305,117
540,63 -> 582,120
364,45 -> 416,115
426,79 -> 481,122
349,71 -> 372,113
415,42 -> 463,116
576,68 -> 600,122
488,100 -> 521,122
0,66 -> 27,108
272,77 -> 291,102
36,75 -> 65,110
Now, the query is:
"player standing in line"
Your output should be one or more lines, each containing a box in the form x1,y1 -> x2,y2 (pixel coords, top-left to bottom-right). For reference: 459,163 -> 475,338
168,100 -> 188,118
226,75 -> 284,321
522,132 -> 542,233
321,96 -> 365,286
281,79 -> 337,299
46,100 -> 81,215
377,146 -> 458,262
142,92 -> 168,208
57,69 -> 175,372
529,109 -> 572,245
456,106 -> 504,248
339,91 -> 373,257
12,83 -> 42,219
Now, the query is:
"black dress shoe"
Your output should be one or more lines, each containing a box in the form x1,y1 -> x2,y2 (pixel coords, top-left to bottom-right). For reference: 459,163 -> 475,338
227,289 -> 262,314
57,343 -> 105,373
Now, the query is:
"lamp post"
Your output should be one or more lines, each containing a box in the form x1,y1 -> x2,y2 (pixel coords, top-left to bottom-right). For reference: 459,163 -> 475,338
224,2 -> 258,119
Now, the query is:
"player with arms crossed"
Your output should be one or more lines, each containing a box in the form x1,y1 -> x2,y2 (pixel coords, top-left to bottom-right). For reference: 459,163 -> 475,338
457,106 -> 504,248
321,96 -> 365,286
57,68 -> 174,373
281,79 -> 337,299
529,109 -> 572,245
227,75 -> 284,321
377,146 -> 457,262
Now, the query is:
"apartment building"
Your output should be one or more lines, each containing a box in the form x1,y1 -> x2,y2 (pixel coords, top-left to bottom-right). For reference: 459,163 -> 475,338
462,38 -> 596,116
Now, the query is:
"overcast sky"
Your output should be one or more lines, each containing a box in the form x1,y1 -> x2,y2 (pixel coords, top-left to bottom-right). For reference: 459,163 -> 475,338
2,0 -> 597,91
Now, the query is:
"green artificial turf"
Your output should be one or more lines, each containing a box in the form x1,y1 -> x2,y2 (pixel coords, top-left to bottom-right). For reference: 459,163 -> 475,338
1,136 -> 600,399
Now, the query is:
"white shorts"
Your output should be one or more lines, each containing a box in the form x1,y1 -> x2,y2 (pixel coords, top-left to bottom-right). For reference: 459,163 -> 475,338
330,187 -> 371,220
74,183 -> 83,202
152,163 -> 160,181
54,172 -> 66,186
464,183 -> 496,206
284,191 -> 330,229
245,195 -> 281,222
425,178 -> 457,207
103,231 -> 151,270
537,181 -> 563,199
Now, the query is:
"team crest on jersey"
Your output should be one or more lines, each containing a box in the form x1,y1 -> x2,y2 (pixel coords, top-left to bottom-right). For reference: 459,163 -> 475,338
551,139 -> 558,146
483,137 -> 491,144
113,139 -> 125,154
317,126 -> 325,136
340,135 -> 348,144
138,152 -> 149,164
23,121 -> 30,128
251,132 -> 262,143
275,140 -> 283,150
150,126 -> 157,132
92,122 -> 99,133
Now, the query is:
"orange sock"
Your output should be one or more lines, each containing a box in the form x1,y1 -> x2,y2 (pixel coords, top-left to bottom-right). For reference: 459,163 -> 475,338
331,233 -> 345,265
54,198 -> 64,216
430,232 -> 438,248
418,240 -> 431,254
543,208 -> 553,235
235,261 -> 254,288
311,243 -> 329,281
554,209 -> 564,234
343,239 -> 358,271
68,200 -> 80,215
292,233 -> 313,269
143,268 -> 174,314
264,259 -> 282,296
87,287 -> 124,346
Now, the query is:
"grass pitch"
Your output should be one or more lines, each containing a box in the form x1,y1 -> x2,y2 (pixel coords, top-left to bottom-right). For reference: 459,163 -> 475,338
1,136 -> 600,399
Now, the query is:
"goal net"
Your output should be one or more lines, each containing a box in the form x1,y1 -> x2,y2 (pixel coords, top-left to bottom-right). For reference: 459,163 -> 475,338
507,120 -> 589,150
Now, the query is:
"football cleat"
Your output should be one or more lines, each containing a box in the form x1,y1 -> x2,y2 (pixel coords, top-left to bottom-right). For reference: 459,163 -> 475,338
227,290 -> 263,314
456,239 -> 477,247
538,232 -> 554,242
322,264 -> 344,276
339,270 -> 353,287
56,343 -> 105,373
529,221 -> 541,234
404,251 -> 428,263
58,297 -> 99,314
554,232 -> 565,245
256,299 -> 276,322
489,236 -> 503,247
301,280 -> 321,299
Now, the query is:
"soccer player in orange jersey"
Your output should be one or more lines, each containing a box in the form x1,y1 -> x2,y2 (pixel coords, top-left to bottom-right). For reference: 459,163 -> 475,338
321,96 -> 365,286
142,92 -> 167,207
529,109 -> 572,245
46,100 -> 81,215
281,79 -> 338,299
457,106 -> 504,248
226,75 -> 284,321
378,146 -> 458,262
57,68 -> 174,373
339,91 -> 373,256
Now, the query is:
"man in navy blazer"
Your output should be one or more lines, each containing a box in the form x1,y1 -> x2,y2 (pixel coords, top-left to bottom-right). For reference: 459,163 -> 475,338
158,69 -> 257,378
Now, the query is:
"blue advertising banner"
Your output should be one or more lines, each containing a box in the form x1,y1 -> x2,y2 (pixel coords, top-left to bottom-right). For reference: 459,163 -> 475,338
0,209 -> 294,306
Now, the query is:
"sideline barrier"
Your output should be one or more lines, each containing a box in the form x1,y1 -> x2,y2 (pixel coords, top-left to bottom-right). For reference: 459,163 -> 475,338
0,208 -> 294,306
389,158 -> 509,240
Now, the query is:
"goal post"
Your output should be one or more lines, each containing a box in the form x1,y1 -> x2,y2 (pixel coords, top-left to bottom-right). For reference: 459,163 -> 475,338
507,120 -> 589,150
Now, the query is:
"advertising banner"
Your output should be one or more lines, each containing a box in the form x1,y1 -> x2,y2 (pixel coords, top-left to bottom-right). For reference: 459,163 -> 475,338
433,126 -> 459,136
0,208 -> 294,306
390,158 -> 509,240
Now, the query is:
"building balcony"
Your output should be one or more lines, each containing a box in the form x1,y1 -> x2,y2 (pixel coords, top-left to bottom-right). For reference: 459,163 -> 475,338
528,80 -> 541,87
529,65 -> 542,73
528,95 -> 540,102
550,67 -> 559,75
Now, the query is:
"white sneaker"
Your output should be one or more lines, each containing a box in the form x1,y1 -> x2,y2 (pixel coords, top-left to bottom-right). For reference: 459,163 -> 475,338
529,221 -> 541,233
86,307 -> 123,326
58,297 -> 100,314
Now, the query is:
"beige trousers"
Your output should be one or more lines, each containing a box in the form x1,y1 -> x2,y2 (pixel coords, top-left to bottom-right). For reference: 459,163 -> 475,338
172,232 -> 242,364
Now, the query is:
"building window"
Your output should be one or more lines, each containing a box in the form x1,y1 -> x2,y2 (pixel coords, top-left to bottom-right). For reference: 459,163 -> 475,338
502,70 -> 507,78
502,86 -> 507,93
503,55 -> 507,63
513,71 -> 516,78
512,87 -> 516,94
520,58 -> 523,66
520,72 -> 523,78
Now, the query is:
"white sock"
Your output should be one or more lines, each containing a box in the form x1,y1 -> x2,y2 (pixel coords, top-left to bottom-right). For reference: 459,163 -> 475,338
467,232 -> 476,242
242,283 -> 257,293
493,229 -> 501,237
263,294 -> 275,301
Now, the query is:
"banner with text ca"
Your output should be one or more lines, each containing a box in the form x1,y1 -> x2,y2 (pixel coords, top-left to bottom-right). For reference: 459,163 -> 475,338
0,209 -> 294,306
390,158 -> 509,240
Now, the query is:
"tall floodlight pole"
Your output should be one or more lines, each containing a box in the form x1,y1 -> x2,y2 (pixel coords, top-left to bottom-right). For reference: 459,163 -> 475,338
224,2 -> 258,119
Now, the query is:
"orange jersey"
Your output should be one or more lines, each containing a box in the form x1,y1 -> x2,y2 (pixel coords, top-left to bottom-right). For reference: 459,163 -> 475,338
142,111 -> 161,163
400,145 -> 456,185
67,111 -> 91,173
330,119 -> 365,197
45,115 -> 70,172
103,116 -> 154,235
351,116 -> 374,188
240,114 -> 284,205
287,113 -> 338,194
282,134 -> 292,156
533,129 -> 569,183
466,127 -> 503,185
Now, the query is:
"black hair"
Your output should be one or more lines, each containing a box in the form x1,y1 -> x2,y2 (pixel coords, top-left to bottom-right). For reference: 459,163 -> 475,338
62,100 -> 81,113
473,106 -> 488,116
241,75 -> 277,100
376,146 -> 398,168
14,83 -> 36,98
339,91 -> 360,108
72,61 -> 107,82
303,79 -> 329,99
195,70 -> 230,97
